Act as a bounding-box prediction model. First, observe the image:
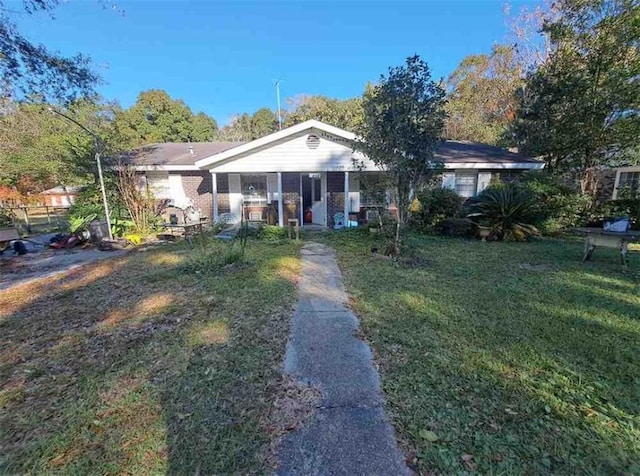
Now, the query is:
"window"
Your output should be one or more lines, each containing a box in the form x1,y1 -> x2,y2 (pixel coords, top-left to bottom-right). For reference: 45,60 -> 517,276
241,174 -> 267,205
454,172 -> 477,198
617,171 -> 640,198
146,172 -> 171,199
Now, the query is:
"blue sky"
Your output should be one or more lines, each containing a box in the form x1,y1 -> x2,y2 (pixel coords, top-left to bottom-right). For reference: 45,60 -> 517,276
14,0 -> 536,125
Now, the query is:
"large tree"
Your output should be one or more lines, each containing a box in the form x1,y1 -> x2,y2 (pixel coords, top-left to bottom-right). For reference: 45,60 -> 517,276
515,0 -> 640,192
445,44 -> 522,146
0,98 -> 123,192
284,95 -> 363,130
115,90 -> 218,145
355,55 -> 446,255
218,108 -> 278,141
0,0 -> 99,102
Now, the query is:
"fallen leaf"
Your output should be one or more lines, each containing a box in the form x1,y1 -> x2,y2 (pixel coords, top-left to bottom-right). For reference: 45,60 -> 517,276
461,454 -> 474,462
419,429 -> 439,442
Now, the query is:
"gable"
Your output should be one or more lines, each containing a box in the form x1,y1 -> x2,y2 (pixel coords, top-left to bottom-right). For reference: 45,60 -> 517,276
208,128 -> 377,173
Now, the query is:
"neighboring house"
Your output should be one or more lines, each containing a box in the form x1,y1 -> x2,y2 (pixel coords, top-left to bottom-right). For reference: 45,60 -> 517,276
124,120 -> 544,227
611,166 -> 640,199
41,186 -> 83,207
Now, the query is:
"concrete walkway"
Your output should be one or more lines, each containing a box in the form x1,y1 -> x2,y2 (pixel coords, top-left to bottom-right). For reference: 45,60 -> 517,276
277,242 -> 408,475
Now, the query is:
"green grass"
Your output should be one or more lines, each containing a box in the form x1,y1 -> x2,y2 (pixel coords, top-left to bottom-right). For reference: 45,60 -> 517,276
320,230 -> 640,475
0,238 -> 300,474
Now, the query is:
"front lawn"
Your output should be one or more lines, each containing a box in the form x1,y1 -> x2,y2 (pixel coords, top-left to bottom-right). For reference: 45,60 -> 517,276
0,238 -> 300,474
322,231 -> 640,474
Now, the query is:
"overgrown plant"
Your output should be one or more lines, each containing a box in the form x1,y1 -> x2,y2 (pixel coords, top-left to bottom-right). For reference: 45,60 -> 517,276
355,55 -> 446,255
468,186 -> 539,241
115,164 -> 168,235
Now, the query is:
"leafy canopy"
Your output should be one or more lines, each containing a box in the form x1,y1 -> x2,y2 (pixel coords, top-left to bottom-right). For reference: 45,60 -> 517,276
115,90 -> 218,146
0,0 -> 99,102
515,0 -> 640,187
445,44 -> 522,147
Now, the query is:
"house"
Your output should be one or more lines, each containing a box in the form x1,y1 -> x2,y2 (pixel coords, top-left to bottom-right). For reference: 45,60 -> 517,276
124,120 -> 544,227
40,186 -> 84,207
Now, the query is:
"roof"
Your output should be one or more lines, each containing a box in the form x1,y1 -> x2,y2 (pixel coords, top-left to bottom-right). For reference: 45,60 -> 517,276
435,141 -> 540,164
122,142 -> 243,168
41,185 -> 84,195
122,121 -> 543,170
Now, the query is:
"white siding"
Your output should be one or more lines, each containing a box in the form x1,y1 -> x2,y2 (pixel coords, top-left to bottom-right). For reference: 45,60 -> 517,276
211,130 -> 376,173
348,174 -> 360,212
267,173 -> 279,202
442,172 -> 455,190
168,174 -> 189,208
228,173 -> 243,219
477,172 -> 492,195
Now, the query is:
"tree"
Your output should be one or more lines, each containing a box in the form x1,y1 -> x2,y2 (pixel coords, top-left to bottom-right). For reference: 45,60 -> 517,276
0,0 -> 99,102
218,113 -> 253,141
250,107 -> 278,138
0,98 -> 123,193
191,112 -> 218,141
218,108 -> 278,141
284,95 -> 364,130
445,44 -> 522,146
115,90 -> 218,145
515,0 -> 640,193
355,55 -> 446,255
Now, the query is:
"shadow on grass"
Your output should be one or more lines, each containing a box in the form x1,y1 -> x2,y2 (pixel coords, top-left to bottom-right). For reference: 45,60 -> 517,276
0,239 -> 300,474
320,231 -> 640,474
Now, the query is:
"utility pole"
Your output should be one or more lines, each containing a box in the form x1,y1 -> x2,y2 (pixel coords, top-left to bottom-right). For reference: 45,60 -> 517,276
48,107 -> 113,240
275,80 -> 282,130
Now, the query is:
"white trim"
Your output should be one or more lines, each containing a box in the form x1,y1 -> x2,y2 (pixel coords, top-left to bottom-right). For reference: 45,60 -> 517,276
344,171 -> 350,226
195,120 -> 356,169
277,172 -> 284,227
211,172 -> 218,222
614,165 -> 640,173
444,162 -> 544,170
128,165 -> 200,171
612,170 -> 622,199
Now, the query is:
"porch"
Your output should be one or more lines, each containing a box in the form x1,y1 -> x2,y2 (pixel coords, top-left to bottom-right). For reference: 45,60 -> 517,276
210,171 -> 378,228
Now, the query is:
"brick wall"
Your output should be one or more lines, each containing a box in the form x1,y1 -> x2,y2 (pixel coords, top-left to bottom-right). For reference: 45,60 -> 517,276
216,173 -> 230,215
178,171 -> 213,220
282,172 -> 300,221
327,172 -> 345,227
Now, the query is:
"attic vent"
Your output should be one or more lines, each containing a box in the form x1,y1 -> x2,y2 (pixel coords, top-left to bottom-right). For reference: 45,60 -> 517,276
306,134 -> 320,149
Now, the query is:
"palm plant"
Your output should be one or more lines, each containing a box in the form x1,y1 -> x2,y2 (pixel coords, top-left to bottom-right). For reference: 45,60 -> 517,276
468,186 -> 539,241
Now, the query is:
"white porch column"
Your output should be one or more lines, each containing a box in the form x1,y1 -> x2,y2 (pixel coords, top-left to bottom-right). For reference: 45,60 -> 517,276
277,172 -> 284,227
344,171 -> 350,227
210,172 -> 218,222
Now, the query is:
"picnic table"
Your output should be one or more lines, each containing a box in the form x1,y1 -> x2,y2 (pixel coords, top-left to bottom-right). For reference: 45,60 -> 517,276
574,227 -> 640,267
162,221 -> 209,245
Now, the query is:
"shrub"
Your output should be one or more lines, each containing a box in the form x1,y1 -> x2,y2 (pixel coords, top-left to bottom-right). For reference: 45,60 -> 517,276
437,218 -> 476,237
258,225 -> 288,242
411,187 -> 464,231
468,186 -> 539,241
179,244 -> 244,274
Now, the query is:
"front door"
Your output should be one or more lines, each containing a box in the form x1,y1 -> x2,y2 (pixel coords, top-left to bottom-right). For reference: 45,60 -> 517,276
301,173 -> 326,226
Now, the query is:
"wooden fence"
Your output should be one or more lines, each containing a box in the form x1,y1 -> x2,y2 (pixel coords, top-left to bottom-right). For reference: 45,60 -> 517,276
0,205 -> 71,234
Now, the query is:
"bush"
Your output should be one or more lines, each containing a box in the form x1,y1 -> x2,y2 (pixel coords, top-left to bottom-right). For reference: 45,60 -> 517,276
410,187 -> 464,231
437,218 -> 476,237
594,199 -> 640,230
258,225 -> 288,242
468,185 -> 539,241
179,244 -> 244,274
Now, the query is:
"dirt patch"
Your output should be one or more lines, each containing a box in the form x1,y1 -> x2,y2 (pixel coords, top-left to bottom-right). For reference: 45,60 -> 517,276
265,375 -> 321,468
